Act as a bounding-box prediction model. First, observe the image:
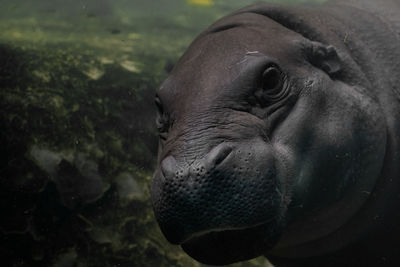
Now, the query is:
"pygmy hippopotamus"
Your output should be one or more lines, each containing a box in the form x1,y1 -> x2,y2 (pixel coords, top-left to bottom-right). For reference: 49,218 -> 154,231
150,0 -> 400,266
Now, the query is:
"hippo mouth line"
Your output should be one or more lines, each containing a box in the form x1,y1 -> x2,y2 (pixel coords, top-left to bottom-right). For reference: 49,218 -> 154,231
181,218 -> 282,265
181,214 -> 279,244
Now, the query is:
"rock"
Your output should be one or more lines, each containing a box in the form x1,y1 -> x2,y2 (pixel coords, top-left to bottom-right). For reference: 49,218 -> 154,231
55,153 -> 110,210
116,172 -> 144,202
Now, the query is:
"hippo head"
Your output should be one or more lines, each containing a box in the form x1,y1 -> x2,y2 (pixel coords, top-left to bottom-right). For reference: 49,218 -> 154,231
150,8 -> 386,265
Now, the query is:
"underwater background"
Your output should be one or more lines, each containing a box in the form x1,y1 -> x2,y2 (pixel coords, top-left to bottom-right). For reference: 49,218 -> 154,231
0,0 -> 324,266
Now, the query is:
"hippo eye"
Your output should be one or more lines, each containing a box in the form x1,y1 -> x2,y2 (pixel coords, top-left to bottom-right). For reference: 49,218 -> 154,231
262,66 -> 283,93
155,96 -> 169,139
255,65 -> 287,105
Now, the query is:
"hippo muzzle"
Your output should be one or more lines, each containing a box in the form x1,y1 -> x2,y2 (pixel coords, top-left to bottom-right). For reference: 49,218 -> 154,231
151,138 -> 283,263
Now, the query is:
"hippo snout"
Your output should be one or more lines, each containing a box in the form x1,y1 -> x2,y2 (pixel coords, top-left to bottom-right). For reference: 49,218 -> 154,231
150,139 -> 283,246
160,143 -> 233,185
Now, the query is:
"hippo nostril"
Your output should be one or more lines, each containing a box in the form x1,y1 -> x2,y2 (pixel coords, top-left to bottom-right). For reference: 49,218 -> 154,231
161,155 -> 178,179
207,143 -> 233,166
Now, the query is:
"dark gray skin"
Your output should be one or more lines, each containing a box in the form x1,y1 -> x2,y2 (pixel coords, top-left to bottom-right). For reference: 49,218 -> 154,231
150,0 -> 400,266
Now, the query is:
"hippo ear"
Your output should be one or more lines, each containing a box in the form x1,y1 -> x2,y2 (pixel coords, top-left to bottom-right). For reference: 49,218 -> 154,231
306,41 -> 342,77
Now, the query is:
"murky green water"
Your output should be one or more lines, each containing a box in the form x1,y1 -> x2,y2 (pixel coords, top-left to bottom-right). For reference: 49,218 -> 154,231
0,0 -> 324,266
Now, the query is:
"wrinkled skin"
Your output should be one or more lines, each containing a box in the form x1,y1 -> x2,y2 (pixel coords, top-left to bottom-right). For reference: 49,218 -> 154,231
151,0 -> 400,266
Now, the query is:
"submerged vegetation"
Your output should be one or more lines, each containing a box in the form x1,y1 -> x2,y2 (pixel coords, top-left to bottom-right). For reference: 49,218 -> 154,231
0,0 -> 324,266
